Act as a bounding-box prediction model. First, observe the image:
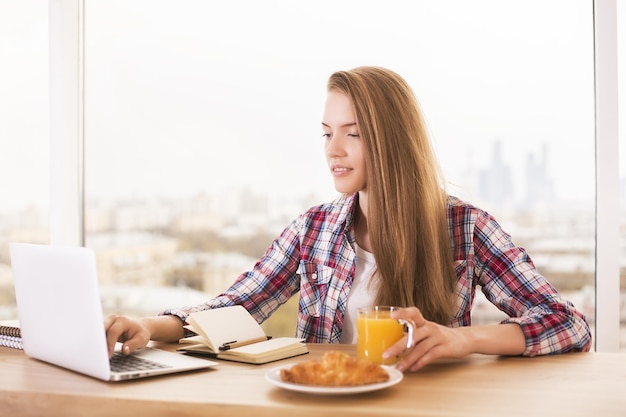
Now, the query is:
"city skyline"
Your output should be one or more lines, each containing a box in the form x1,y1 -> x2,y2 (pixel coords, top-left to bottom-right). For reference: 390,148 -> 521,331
3,0 -> 624,213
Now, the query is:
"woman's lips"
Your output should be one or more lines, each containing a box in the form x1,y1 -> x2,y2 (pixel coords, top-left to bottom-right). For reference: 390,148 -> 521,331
331,165 -> 351,177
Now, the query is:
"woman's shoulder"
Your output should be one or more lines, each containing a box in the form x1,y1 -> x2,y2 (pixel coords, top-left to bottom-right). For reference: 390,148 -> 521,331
447,195 -> 480,216
446,195 -> 498,225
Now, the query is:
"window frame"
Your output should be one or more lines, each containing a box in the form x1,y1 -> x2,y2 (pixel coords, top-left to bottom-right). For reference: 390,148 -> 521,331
593,0 -> 620,351
49,0 -> 621,351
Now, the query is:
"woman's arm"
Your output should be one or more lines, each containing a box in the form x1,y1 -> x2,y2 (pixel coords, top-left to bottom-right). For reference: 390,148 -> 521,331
104,216 -> 305,358
386,307 -> 526,372
471,209 -> 592,356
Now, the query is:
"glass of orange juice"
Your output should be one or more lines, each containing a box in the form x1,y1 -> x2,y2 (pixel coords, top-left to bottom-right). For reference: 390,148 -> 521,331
356,306 -> 415,365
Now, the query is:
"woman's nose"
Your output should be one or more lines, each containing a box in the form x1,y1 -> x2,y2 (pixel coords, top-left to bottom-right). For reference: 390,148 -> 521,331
325,136 -> 346,158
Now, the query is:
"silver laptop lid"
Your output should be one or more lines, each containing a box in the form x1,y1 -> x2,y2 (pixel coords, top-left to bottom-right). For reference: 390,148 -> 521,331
11,243 -> 113,380
11,243 -> 217,381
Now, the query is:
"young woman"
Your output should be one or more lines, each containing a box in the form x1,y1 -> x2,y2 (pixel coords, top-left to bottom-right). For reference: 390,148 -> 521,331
105,66 -> 591,372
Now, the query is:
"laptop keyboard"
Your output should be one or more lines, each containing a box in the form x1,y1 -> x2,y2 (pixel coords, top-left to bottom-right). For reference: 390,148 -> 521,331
110,353 -> 172,373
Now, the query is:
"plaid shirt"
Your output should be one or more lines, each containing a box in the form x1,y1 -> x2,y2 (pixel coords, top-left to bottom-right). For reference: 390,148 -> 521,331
163,193 -> 591,356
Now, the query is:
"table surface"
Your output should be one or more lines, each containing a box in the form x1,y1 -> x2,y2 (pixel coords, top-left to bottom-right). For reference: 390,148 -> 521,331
1,342 -> 625,417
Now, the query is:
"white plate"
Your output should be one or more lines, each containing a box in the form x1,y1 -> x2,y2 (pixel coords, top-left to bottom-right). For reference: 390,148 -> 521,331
265,364 -> 403,395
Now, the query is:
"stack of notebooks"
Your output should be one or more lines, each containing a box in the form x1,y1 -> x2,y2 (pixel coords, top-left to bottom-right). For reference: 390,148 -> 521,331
0,320 -> 22,350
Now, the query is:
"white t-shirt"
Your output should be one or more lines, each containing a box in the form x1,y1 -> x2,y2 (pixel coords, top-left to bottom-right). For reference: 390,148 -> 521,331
340,243 -> 378,344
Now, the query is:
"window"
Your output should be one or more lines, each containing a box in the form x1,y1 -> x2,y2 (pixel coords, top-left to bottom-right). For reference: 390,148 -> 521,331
0,2 -> 49,320
82,0 -> 602,339
4,1 -> 621,349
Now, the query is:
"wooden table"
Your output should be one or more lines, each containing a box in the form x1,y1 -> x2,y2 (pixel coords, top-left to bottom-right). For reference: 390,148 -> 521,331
0,343 -> 624,417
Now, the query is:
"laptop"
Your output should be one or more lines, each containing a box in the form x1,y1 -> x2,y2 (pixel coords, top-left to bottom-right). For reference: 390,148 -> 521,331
10,242 -> 217,381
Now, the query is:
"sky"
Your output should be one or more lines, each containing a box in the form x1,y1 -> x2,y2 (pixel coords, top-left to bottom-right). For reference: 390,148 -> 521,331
1,0 -> 624,212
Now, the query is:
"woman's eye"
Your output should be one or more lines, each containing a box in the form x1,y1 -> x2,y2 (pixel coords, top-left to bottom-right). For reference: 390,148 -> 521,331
322,133 -> 331,139
348,133 -> 360,138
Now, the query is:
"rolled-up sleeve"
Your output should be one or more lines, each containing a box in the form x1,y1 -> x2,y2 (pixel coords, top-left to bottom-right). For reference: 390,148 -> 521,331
472,209 -> 592,356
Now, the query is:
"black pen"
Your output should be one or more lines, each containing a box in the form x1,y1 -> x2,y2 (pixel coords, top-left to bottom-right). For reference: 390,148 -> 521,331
219,336 -> 270,351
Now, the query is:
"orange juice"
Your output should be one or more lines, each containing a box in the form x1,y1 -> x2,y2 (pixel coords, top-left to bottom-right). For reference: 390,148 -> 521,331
356,307 -> 404,365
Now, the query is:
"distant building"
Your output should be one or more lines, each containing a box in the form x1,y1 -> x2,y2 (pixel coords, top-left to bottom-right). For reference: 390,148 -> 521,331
87,231 -> 178,286
478,140 -> 514,207
522,142 -> 554,211
168,251 -> 257,295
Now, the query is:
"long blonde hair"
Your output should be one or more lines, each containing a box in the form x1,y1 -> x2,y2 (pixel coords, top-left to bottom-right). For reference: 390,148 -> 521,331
328,66 -> 456,324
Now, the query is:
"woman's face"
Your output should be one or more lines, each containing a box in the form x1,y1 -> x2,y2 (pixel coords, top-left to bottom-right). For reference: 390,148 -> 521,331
322,90 -> 367,194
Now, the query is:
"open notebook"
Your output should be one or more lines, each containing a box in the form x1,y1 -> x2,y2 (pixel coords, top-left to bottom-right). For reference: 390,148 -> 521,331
10,243 -> 217,381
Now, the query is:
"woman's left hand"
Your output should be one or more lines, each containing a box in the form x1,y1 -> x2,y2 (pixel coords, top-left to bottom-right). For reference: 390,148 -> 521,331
386,307 -> 473,372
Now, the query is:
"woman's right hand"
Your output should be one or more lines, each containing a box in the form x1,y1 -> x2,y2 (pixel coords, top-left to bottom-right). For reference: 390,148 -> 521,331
104,315 -> 151,358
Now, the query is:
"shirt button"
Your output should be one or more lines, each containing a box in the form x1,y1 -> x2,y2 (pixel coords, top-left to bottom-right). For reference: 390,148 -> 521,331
311,273 -> 317,281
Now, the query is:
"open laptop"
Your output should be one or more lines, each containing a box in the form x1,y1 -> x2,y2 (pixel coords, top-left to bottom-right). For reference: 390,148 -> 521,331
10,242 -> 217,381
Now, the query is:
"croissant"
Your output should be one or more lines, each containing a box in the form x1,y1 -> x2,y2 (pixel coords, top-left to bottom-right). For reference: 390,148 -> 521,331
280,351 -> 390,386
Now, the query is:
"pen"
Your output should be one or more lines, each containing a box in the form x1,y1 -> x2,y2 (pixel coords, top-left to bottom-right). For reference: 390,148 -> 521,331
219,336 -> 270,351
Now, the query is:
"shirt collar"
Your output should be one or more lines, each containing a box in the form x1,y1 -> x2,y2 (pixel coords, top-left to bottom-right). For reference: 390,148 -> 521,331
335,193 -> 359,235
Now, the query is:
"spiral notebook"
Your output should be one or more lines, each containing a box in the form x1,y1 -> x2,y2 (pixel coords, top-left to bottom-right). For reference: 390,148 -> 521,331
10,243 -> 217,381
0,320 -> 22,350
